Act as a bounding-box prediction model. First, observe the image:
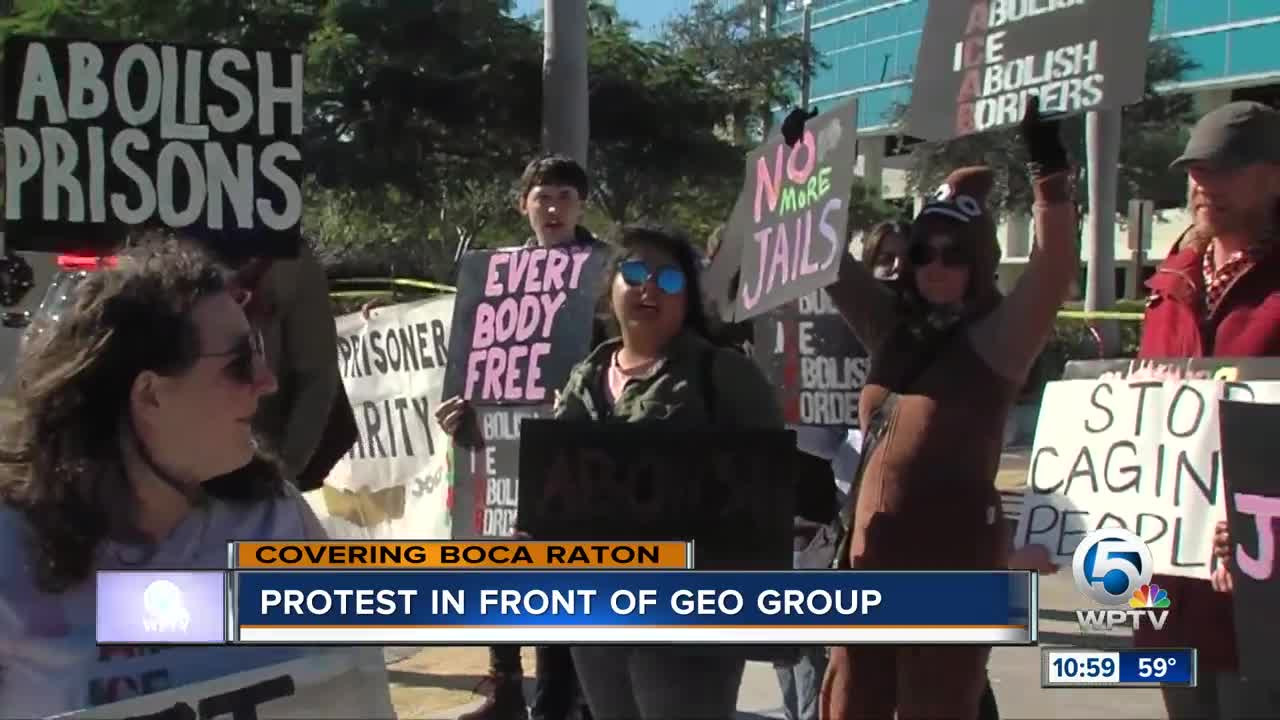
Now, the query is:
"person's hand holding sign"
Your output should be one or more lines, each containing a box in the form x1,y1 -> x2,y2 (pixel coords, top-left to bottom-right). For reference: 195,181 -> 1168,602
1211,521 -> 1234,594
435,396 -> 481,448
1019,96 -> 1069,178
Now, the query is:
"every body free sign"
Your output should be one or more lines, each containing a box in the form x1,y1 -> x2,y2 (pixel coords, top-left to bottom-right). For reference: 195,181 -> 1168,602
731,100 -> 858,321
1016,360 -> 1280,580
906,0 -> 1154,140
306,297 -> 455,540
443,245 -> 608,404
752,290 -> 868,426
2,36 -> 303,256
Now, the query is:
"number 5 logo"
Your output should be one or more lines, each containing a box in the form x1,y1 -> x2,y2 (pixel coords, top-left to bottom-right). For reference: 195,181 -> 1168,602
1072,528 -> 1154,606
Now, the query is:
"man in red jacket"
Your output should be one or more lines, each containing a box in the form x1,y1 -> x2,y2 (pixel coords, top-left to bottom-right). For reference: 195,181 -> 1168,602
1136,100 -> 1280,718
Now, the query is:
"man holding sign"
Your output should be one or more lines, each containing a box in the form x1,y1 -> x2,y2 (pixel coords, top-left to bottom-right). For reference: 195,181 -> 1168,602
1132,101 -> 1280,720
436,154 -> 601,720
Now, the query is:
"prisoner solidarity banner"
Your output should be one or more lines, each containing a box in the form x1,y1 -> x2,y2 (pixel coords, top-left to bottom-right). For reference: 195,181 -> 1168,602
306,297 -> 455,540
1016,359 -> 1280,580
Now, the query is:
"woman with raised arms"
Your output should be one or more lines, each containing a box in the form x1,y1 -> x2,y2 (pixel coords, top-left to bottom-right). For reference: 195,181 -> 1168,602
819,99 -> 1077,719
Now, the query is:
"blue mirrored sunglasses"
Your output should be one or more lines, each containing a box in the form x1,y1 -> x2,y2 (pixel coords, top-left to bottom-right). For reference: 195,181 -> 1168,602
619,260 -> 686,294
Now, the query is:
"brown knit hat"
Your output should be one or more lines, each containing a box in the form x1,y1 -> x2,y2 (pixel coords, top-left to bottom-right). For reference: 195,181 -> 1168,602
912,166 -> 1002,308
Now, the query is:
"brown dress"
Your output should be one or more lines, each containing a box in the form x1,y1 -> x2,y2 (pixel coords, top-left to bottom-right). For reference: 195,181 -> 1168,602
821,171 -> 1075,720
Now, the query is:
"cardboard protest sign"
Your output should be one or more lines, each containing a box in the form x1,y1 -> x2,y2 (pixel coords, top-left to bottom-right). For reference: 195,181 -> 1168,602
906,0 -> 1154,141
516,421 -> 796,570
450,404 -> 550,539
442,245 -> 608,404
51,649 -> 395,719
1016,358 -> 1280,579
304,297 -> 454,540
752,290 -> 868,426
730,100 -> 858,322
2,36 -> 303,256
1219,399 -> 1280,683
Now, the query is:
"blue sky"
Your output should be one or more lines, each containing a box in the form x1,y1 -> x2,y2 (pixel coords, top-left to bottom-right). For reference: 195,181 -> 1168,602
512,0 -> 685,39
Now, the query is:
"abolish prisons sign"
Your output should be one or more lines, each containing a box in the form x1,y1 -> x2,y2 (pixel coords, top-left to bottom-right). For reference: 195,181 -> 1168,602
906,0 -> 1154,141
2,36 -> 303,256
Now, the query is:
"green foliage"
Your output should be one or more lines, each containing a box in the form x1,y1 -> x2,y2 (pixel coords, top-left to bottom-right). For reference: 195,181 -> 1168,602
847,177 -> 911,234
0,0 -> 815,279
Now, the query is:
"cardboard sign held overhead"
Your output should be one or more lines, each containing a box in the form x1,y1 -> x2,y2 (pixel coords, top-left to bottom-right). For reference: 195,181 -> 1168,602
906,1 -> 1154,141
2,36 -> 304,257
1219,399 -> 1280,684
722,100 -> 858,322
442,244 -> 608,405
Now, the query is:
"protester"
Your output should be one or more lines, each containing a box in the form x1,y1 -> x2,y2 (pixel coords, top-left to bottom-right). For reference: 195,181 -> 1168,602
0,238 -> 393,717
436,153 -> 598,720
1131,100 -> 1280,720
555,224 -> 783,719
213,239 -> 349,490
819,99 -> 1076,719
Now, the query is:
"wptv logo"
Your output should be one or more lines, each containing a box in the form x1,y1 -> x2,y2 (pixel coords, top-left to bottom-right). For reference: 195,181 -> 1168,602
1073,528 -> 1171,633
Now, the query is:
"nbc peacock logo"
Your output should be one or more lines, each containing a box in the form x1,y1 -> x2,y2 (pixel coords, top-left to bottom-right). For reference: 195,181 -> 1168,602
1129,584 -> 1171,610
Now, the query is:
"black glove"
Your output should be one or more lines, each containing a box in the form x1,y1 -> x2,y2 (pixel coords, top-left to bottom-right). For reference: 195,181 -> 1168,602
781,107 -> 819,147
1020,97 -> 1068,177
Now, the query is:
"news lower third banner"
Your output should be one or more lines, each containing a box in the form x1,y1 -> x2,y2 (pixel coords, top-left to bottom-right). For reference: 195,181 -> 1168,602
122,570 -> 1042,645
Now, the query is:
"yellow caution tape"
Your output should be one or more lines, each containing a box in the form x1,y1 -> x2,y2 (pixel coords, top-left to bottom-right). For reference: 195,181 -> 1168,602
1055,310 -> 1144,321
330,277 -> 456,293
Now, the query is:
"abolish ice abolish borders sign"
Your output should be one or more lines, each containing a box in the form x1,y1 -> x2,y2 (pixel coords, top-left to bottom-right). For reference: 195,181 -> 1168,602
906,0 -> 1154,140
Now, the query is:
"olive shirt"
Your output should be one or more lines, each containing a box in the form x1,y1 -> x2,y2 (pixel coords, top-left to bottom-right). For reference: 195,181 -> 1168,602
553,330 -> 784,430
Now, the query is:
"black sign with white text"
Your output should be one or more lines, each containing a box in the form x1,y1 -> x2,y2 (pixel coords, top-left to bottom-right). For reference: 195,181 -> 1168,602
3,36 -> 303,256
906,0 -> 1153,140
753,291 -> 868,427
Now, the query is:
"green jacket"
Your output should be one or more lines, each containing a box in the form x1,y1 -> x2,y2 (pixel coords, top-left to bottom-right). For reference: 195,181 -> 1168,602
553,330 -> 784,430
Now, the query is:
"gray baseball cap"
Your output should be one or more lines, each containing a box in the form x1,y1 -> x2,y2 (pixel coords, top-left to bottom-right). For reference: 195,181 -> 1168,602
1170,101 -> 1280,171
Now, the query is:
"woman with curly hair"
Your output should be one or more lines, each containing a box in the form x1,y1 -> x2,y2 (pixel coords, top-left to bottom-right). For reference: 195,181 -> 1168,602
0,237 -> 393,717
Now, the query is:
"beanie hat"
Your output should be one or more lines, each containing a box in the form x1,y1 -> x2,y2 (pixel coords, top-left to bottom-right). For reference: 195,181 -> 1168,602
911,166 -> 1002,309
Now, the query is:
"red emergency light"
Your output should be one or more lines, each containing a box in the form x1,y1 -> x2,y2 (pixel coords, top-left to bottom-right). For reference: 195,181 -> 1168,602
56,254 -> 117,271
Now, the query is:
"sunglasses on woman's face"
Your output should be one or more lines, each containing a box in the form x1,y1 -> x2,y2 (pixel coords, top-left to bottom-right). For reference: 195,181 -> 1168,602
199,329 -> 266,385
909,242 -> 969,268
619,259 -> 686,295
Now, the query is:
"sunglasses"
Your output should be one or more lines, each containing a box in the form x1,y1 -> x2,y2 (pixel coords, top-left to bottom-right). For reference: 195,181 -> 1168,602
199,329 -> 266,385
619,260 -> 686,295
909,242 -> 969,268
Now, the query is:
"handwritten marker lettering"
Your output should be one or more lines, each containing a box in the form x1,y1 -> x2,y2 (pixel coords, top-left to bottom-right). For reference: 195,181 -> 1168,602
463,248 -> 591,402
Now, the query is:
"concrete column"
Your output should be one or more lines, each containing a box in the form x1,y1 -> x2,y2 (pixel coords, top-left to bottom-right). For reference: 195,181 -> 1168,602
1004,212 -> 1032,259
860,136 -> 885,195
1085,109 -> 1122,355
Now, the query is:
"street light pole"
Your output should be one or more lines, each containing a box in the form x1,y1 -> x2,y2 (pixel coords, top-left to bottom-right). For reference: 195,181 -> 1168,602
542,0 -> 589,168
799,0 -> 813,108
1084,109 -> 1121,355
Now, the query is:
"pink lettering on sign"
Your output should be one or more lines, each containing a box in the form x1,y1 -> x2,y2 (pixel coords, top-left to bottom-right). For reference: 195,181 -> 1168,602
465,248 -> 591,402
1234,492 -> 1280,581
753,129 -> 817,223
740,196 -> 844,311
